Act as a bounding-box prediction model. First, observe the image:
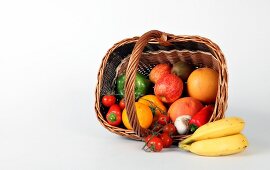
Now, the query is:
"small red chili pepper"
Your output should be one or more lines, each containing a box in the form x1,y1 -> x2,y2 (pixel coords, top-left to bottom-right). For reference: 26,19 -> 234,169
106,104 -> 122,126
189,105 -> 214,133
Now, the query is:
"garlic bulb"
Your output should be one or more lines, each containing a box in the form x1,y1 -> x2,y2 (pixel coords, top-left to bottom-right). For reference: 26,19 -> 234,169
174,115 -> 191,135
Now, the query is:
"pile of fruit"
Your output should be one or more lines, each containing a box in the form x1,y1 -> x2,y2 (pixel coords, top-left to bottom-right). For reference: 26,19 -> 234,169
101,61 -> 248,156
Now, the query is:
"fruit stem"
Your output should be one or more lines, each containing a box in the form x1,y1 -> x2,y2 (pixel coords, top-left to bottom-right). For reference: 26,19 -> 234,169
141,99 -> 167,115
190,124 -> 198,133
108,113 -> 117,122
179,144 -> 191,151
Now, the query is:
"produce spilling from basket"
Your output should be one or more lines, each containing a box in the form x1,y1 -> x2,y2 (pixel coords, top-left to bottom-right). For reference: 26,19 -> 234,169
101,62 -> 248,156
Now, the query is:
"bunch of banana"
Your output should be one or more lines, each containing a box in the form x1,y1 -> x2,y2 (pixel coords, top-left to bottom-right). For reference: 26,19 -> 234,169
179,117 -> 248,156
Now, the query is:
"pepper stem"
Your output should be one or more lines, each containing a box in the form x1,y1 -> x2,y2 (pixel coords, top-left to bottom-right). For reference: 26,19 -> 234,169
108,113 -> 117,122
189,124 -> 198,133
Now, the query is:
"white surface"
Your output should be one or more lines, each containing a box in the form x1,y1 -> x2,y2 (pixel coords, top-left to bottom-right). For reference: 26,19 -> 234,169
1,0 -> 270,169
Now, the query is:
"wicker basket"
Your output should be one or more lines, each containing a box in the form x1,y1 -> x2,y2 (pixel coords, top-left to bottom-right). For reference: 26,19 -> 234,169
95,30 -> 228,141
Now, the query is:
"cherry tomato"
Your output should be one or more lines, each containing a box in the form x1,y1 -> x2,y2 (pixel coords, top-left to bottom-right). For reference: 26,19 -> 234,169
106,104 -> 121,126
119,99 -> 125,110
145,134 -> 156,143
102,95 -> 116,107
159,133 -> 173,148
147,136 -> 163,152
157,114 -> 170,125
163,123 -> 176,136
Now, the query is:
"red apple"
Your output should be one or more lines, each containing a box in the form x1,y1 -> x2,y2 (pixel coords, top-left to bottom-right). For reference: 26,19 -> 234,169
154,74 -> 183,103
149,64 -> 171,84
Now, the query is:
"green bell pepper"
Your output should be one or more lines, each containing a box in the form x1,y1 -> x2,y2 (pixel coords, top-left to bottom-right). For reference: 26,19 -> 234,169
116,72 -> 150,100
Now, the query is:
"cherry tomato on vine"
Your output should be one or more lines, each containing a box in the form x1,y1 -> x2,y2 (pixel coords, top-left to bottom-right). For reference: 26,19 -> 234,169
102,95 -> 116,107
147,136 -> 163,152
157,114 -> 170,125
163,123 -> 176,136
159,133 -> 173,148
145,134 -> 156,143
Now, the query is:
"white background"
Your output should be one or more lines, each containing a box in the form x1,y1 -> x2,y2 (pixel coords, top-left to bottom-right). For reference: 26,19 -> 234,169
1,0 -> 270,169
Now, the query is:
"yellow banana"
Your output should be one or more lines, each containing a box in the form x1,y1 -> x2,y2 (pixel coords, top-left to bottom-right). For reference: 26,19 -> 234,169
179,133 -> 248,156
181,117 -> 245,144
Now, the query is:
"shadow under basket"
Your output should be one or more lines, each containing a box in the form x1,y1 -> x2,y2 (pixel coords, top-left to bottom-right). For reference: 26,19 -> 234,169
95,30 -> 228,141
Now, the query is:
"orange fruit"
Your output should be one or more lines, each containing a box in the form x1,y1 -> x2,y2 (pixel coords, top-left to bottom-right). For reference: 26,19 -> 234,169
187,68 -> 218,103
138,95 -> 167,121
122,102 -> 153,130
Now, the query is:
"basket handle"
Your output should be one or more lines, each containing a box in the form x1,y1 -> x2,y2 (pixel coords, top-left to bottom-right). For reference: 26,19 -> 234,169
124,30 -> 170,137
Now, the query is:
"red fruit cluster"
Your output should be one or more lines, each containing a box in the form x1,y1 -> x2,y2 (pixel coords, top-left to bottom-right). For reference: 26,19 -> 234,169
102,95 -> 125,127
143,114 -> 176,152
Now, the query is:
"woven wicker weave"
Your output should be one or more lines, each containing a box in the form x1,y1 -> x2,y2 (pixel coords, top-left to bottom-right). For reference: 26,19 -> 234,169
95,30 -> 228,141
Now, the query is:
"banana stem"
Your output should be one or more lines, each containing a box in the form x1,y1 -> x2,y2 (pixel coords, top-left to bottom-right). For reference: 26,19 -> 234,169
179,144 -> 191,151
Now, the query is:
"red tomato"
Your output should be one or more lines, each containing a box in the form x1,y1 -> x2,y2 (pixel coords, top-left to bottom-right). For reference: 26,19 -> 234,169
102,95 -> 116,107
163,123 -> 176,136
159,133 -> 173,148
106,104 -> 121,126
157,115 -> 170,125
145,134 -> 156,143
119,99 -> 125,110
147,136 -> 163,152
